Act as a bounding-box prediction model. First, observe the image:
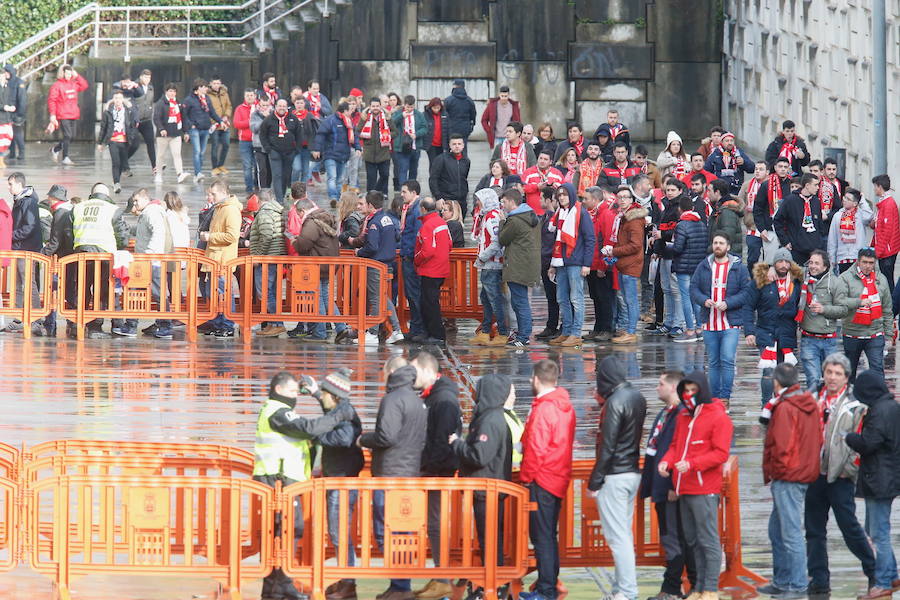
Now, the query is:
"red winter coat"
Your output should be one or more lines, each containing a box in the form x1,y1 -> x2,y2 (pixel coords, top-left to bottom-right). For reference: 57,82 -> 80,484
873,194 -> 900,259
519,387 -> 576,498
522,165 -> 564,216
762,385 -> 823,484
414,211 -> 451,278
0,199 -> 12,266
47,74 -> 89,120
594,200 -> 618,272
680,169 -> 716,186
480,97 -> 521,147
661,399 -> 733,495
232,102 -> 255,142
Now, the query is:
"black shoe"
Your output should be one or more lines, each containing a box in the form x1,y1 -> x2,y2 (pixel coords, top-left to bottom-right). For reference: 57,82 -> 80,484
535,327 -> 559,340
755,583 -> 785,596
807,583 -> 831,595
198,321 -> 217,333
214,328 -> 235,338
420,337 -> 446,347
333,328 -> 351,344
142,324 -> 159,336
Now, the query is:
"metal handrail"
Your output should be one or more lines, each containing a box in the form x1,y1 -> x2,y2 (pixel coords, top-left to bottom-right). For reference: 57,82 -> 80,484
0,0 -> 327,80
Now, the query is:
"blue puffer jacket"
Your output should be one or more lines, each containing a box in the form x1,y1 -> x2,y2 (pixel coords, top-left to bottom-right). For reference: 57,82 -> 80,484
399,197 -> 421,259
443,87 -> 476,138
742,262 -> 802,350
670,216 -> 709,275
555,183 -> 596,268
357,209 -> 399,264
690,254 -> 752,327
312,113 -> 360,163
182,93 -> 221,131
704,147 -> 754,195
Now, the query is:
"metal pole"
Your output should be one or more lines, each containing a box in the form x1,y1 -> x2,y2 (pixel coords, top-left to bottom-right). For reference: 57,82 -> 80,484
124,7 -> 131,62
873,0 -> 887,175
258,0 -> 266,52
93,7 -> 100,57
186,8 -> 192,61
63,23 -> 69,64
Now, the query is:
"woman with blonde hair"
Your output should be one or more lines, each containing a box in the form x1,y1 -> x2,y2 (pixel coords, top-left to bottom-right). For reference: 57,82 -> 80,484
438,198 -> 465,247
163,191 -> 190,249
555,147 -> 579,184
337,190 -> 365,248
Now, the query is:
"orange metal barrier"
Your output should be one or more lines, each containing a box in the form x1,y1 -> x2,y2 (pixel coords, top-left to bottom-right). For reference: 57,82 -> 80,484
224,255 -> 390,344
280,477 -> 532,600
56,251 -> 219,341
395,248 -> 484,326
0,251 -> 54,338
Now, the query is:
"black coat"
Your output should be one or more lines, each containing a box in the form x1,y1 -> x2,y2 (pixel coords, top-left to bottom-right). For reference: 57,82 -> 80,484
773,192 -> 825,255
424,109 -> 449,150
3,64 -> 26,123
743,262 -> 802,350
316,399 -> 364,477
97,105 -> 139,145
182,92 -> 221,131
443,87 -> 476,138
41,205 -> 74,257
533,138 -> 558,162
429,152 -> 470,205
540,212 -> 555,271
11,187 -> 42,252
358,366 -> 427,477
588,356 -> 647,491
752,176 -> 792,233
764,134 -> 810,175
152,96 -> 185,137
670,217 -> 709,275
845,371 -> 900,499
421,377 -> 462,476
259,111 -> 301,155
453,374 -> 512,481
639,405 -> 681,503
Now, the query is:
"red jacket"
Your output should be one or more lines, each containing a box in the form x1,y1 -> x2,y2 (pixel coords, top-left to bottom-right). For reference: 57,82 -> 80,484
762,385 -> 823,484
47,74 -> 89,120
680,169 -> 716,186
873,194 -> 900,258
594,200 -> 618,272
0,199 -> 11,266
232,102 -> 255,142
522,165 -> 564,216
661,399 -> 733,495
414,211 -> 451,278
480,97 -> 521,147
520,387 -> 576,498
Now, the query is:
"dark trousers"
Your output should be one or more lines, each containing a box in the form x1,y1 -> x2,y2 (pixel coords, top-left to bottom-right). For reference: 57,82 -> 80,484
426,145 -> 443,165
420,275 -> 445,340
269,149 -> 295,202
8,124 -> 24,159
805,474 -> 875,589
53,119 -> 76,159
401,257 -> 424,337
255,148 -> 272,189
529,483 -> 561,599
210,129 -> 230,169
108,141 -> 129,184
656,500 -> 697,596
838,262 -> 854,274
746,234 -> 762,272
842,334 -> 885,381
426,488 -> 450,582
82,257 -> 111,328
879,254 -> 896,294
541,269 -> 559,331
365,160 -> 390,194
474,492 -> 504,567
587,270 -> 615,333
791,249 -> 811,266
127,119 -> 156,168
391,152 -> 401,191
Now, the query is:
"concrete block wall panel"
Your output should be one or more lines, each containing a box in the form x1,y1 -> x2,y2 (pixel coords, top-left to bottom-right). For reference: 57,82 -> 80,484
578,101 -> 651,141
331,0 -> 409,60
417,23 -> 490,44
497,62 -> 574,135
649,62 -> 721,142
574,0 -> 647,22
409,43 -> 497,79
337,61 -> 413,99
416,0 -> 486,22
490,0 -> 575,62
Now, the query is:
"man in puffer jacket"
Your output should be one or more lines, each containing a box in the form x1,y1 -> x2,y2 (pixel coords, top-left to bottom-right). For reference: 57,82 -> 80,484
796,250 -> 846,389
499,187 -> 541,347
471,188 -> 507,346
659,371 -> 733,600
442,80 -> 476,152
669,195 -> 708,342
249,189 -> 286,337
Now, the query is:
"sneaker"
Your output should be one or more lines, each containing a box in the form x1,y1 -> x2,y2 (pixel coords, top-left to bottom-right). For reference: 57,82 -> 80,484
420,337 -> 446,347
153,172 -> 163,184
558,335 -> 581,347
87,329 -> 111,339
548,334 -> 568,345
649,324 -> 671,335
612,332 -> 638,344
857,588 -> 894,600
386,330 -> 404,344
214,328 -> 235,338
194,173 -> 205,183
219,166 -> 229,174
595,331 -> 613,341
51,148 -> 60,162
257,324 -> 286,337
486,334 -> 509,346
177,172 -> 190,183
2,320 -> 24,333
666,327 -> 684,338
198,321 -> 217,333
112,326 -> 137,337
754,584 -> 784,596
122,169 -> 132,178
66,322 -> 78,339
113,183 -> 122,194
142,324 -> 159,336
352,332 -> 380,345
506,338 -> 530,348
534,327 -> 559,340
644,322 -> 660,331
211,167 -> 221,176
286,325 -> 309,338
469,332 -> 491,345
414,579 -> 453,599
672,331 -> 699,343
153,328 -> 174,339
61,156 -> 74,166
333,329 -> 351,344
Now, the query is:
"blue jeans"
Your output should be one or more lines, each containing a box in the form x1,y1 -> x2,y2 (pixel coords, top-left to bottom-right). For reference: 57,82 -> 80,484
842,335 -> 885,381
291,147 -> 312,184
769,480 -> 809,593
701,328 -> 740,399
660,259 -> 684,329
342,150 -> 361,188
676,273 -> 699,329
239,140 -> 257,193
618,273 -> 639,334
401,257 -> 423,337
323,158 -> 346,202
210,129 -> 230,169
188,128 -> 210,175
372,489 -> 411,591
800,335 -> 837,389
394,149 -> 420,185
507,281 -> 532,342
865,497 -> 897,588
556,266 -> 585,337
313,280 -> 348,339
326,489 -> 358,572
209,275 -> 235,330
253,264 -> 283,327
479,269 -> 507,335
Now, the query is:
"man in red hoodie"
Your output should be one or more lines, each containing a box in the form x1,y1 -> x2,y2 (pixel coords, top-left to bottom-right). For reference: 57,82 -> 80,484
659,371 -> 733,600
523,150 -> 564,215
232,88 -> 258,195
414,197 -> 451,345
47,64 -> 89,166
870,174 -> 899,293
519,359 -> 575,600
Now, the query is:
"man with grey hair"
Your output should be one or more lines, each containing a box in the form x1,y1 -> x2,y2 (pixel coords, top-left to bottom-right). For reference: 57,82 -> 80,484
803,352 -> 875,594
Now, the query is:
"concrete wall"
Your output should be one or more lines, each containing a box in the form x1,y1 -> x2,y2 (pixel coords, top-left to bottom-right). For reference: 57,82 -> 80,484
722,0 -> 900,186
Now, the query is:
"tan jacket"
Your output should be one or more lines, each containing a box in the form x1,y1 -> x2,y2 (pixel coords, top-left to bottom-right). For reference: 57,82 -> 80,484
205,195 -> 241,266
207,86 -> 233,121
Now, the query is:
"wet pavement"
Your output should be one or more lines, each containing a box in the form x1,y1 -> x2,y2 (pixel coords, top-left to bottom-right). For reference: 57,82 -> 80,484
0,142 -> 897,599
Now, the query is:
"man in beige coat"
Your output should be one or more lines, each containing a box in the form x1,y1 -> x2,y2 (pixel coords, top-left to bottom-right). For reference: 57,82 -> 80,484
199,179 -> 241,337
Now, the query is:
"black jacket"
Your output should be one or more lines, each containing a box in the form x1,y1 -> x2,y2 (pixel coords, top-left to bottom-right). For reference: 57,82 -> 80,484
316,399 -> 364,477
424,109 -> 449,150
764,134 -> 810,175
97,105 -> 139,145
443,87 -> 476,138
670,216 -> 708,275
453,374 -> 512,481
752,176 -> 792,233
653,196 -> 680,258
41,204 -> 74,257
259,111 -> 301,155
3,64 -> 26,123
421,376 -> 462,476
588,356 -> 647,491
845,370 -> 900,499
358,366 -> 427,477
773,192 -> 824,255
182,92 -> 221,131
429,152 -> 470,205
11,186 -> 42,252
540,212 -> 555,271
639,404 -> 681,503
152,96 -> 185,137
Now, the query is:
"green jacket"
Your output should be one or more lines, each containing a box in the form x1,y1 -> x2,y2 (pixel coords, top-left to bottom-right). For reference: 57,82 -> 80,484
708,197 -> 744,257
498,206 -> 541,286
834,266 -> 894,338
797,269 -> 846,335
390,109 -> 428,153
249,200 -> 285,256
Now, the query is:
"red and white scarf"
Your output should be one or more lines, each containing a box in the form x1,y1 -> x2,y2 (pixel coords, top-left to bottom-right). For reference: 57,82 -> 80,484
261,85 -> 278,104
839,206 -> 858,244
679,210 -> 701,222
293,108 -> 308,121
550,203 -> 582,262
198,94 -> 209,112
766,173 -> 784,217
276,112 -> 288,138
776,277 -> 793,306
721,147 -> 741,170
794,274 -> 818,323
747,177 -> 762,236
403,110 -> 416,150
819,179 -> 835,215
801,194 -> 816,232
760,387 -> 784,425
572,136 -> 584,157
167,99 -> 182,126
303,92 -> 322,118
645,405 -> 676,456
338,112 -> 355,146
817,385 -> 846,427
359,110 -> 392,148
609,123 -> 625,141
490,177 -> 503,188
501,140 -> 527,175
577,158 -> 603,197
852,268 -> 882,325
778,137 -> 797,161
673,156 -> 686,177
609,212 -> 622,244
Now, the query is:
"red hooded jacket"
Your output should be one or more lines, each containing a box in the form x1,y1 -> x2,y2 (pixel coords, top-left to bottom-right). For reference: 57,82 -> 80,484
414,211 -> 451,278
47,74 -> 89,120
522,165 -> 564,216
232,102 -> 255,142
519,386 -> 576,498
762,384 -> 823,484
873,194 -> 900,259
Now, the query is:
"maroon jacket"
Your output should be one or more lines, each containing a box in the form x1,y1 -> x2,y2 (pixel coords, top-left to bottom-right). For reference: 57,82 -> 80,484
762,384 -> 823,484
481,97 -> 521,147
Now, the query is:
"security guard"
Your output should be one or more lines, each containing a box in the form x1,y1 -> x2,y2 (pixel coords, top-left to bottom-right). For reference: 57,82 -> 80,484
254,371 -> 352,600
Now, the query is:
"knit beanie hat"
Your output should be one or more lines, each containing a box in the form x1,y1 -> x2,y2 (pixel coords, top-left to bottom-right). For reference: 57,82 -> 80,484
47,184 -> 67,202
772,247 -> 792,265
321,368 -> 353,400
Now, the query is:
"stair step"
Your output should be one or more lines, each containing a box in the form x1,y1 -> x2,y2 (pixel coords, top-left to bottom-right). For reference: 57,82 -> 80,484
283,15 -> 302,31
300,7 -> 319,22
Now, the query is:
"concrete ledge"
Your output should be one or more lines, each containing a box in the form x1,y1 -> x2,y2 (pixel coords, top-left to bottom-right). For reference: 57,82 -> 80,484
409,43 -> 496,79
569,43 -> 653,79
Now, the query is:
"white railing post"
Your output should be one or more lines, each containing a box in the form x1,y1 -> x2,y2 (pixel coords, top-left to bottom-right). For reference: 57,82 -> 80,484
63,23 -> 69,65
185,8 -> 191,62
93,6 -> 100,58
124,7 -> 131,62
258,0 -> 266,52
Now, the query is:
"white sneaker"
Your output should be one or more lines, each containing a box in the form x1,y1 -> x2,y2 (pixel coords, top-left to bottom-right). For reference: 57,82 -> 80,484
51,148 -> 59,162
194,173 -> 205,183
352,332 -> 380,345
153,172 -> 163,184
113,183 -> 122,193
61,157 -> 74,166
177,172 -> 190,183
386,330 -> 404,344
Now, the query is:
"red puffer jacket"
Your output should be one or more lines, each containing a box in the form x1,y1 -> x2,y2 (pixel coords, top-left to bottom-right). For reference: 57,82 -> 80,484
414,211 -> 451,278
519,387 -> 576,498
47,74 -> 89,120
762,385 -> 823,484
873,195 -> 900,259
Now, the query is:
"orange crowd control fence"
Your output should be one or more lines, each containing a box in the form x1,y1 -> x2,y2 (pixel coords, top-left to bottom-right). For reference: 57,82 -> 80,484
223,255 -> 391,345
394,248 -> 483,326
0,251 -> 54,339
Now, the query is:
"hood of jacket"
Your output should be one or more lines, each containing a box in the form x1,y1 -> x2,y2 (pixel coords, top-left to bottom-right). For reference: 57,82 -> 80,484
451,87 -> 469,100
217,195 -> 242,212
509,202 -> 539,227
559,182 -> 578,205
3,64 -> 16,79
474,188 -> 500,212
474,374 -> 511,416
781,384 -> 819,414
665,130 -> 683,151
676,370 -> 713,410
208,85 -> 229,98
386,365 -> 417,392
852,370 -> 892,407
307,207 -> 338,237
718,195 -> 744,213
14,186 -> 36,203
596,355 -> 626,398
624,205 -> 649,222
260,199 -> 283,216
595,123 -> 612,139
752,261 -> 803,289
